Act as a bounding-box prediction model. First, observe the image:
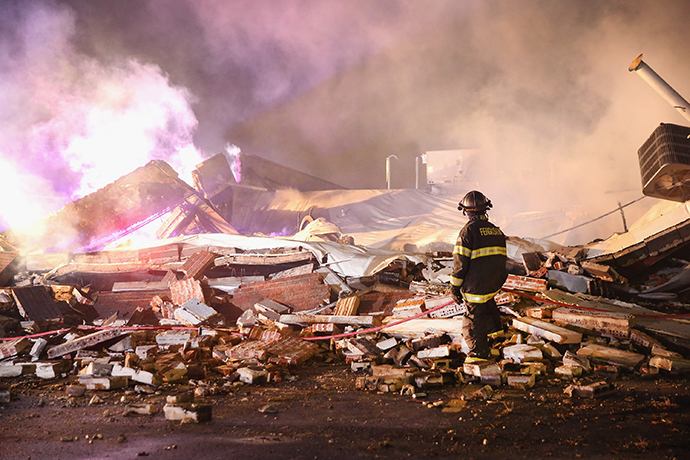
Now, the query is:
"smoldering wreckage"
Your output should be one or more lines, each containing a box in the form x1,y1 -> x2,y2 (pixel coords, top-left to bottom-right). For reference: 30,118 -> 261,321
4,57 -> 690,429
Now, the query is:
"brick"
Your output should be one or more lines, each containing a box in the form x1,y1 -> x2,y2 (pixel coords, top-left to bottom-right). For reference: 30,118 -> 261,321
94,289 -> 171,319
552,307 -> 633,338
180,251 -> 217,280
265,336 -> 319,365
502,274 -> 548,293
230,273 -> 329,312
226,340 -> 270,361
170,278 -> 205,306
0,337 -> 31,359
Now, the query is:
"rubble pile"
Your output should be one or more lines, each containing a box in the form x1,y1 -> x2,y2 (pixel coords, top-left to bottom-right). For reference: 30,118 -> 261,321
1,236 -> 690,421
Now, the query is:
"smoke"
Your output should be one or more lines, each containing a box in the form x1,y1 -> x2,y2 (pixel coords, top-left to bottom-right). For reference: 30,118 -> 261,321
4,0 -> 690,244
0,0 -> 201,231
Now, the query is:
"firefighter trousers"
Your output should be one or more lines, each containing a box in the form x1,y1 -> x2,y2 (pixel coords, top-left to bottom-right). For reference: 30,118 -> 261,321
462,297 -> 501,358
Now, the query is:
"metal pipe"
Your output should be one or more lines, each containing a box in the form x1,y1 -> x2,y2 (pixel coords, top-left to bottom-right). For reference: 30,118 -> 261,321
386,155 -> 398,189
415,156 -> 419,189
629,54 -> 690,123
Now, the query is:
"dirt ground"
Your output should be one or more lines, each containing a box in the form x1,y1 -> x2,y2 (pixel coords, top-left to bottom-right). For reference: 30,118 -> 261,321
2,363 -> 690,460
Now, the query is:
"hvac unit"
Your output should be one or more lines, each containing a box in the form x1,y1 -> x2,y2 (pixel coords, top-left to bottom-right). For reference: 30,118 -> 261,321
638,122 -> 690,202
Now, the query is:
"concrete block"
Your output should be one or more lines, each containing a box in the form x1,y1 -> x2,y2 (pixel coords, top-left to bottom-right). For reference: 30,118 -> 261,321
376,337 -> 397,351
156,330 -> 192,348
78,376 -> 129,390
649,355 -> 690,373
576,344 -> 645,371
237,366 -> 268,384
507,373 -> 535,389
135,345 -> 159,360
564,381 -> 616,398
124,404 -> 158,416
417,345 -> 451,359
48,328 -> 122,359
554,364 -> 583,379
163,403 -> 212,422
0,362 -> 23,378
511,317 -> 582,344
79,362 -> 114,377
502,344 -> 543,363
463,361 -> 501,378
36,360 -> 70,379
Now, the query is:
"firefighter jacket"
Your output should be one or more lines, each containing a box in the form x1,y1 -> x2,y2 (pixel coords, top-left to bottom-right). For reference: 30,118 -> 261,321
451,215 -> 508,304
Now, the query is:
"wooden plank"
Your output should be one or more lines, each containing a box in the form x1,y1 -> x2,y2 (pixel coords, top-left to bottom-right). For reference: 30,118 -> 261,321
48,328 -> 123,359
333,296 -> 360,316
576,344 -> 645,371
279,314 -> 378,327
511,317 -> 582,344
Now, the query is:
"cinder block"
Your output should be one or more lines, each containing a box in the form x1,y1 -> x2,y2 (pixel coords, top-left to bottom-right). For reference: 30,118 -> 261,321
163,403 -> 212,422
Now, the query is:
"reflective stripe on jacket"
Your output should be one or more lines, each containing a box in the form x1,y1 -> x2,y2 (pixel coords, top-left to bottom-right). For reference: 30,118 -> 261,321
452,215 -> 508,303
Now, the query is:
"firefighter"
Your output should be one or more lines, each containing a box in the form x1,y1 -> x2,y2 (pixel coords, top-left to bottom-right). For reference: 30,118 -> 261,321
451,190 -> 508,361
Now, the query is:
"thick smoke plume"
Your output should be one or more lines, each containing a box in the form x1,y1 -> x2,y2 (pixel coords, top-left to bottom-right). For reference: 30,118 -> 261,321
0,0 -> 201,231
3,0 -> 690,244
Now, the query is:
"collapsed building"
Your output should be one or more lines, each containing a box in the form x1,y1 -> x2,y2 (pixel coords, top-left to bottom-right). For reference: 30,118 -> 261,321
3,54 -> 690,418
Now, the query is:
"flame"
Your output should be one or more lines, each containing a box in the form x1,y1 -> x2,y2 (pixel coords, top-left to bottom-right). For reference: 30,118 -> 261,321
0,157 -> 62,231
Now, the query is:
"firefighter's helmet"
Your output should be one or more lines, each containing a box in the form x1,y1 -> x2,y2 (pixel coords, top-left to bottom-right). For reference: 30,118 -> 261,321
458,190 -> 492,214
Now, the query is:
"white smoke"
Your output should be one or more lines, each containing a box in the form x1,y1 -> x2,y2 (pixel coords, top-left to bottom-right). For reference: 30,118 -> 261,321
0,1 -> 202,230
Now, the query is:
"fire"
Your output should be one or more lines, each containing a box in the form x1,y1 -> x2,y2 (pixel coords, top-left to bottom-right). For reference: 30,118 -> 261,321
0,157 -> 61,231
